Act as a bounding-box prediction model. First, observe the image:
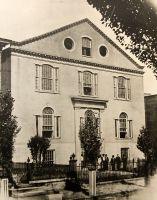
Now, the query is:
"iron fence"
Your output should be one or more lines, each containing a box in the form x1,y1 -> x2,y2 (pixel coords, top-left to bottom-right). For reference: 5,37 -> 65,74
0,158 -> 151,184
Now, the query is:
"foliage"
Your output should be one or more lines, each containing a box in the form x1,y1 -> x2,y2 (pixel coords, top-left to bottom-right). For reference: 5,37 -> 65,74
87,0 -> 157,76
27,135 -> 50,163
137,127 -> 153,160
79,114 -> 103,167
0,91 -> 20,165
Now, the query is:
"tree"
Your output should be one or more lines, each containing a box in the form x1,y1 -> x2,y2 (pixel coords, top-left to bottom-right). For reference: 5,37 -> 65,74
86,0 -> 157,76
0,91 -> 20,185
137,127 -> 153,160
27,135 -> 50,164
79,111 -> 103,167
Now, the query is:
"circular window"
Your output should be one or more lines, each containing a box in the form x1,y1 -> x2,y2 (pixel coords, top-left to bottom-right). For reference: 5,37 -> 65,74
64,38 -> 74,50
99,45 -> 107,57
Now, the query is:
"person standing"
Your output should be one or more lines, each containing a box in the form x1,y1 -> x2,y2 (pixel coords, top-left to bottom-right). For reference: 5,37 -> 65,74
102,154 -> 105,170
104,154 -> 109,170
115,154 -> 121,170
111,155 -> 115,171
122,154 -> 128,171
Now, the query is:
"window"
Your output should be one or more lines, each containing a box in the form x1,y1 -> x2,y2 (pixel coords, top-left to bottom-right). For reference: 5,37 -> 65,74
82,37 -> 92,56
78,71 -> 98,96
114,76 -> 131,100
115,112 -> 133,139
119,112 -> 127,138
99,45 -> 107,57
42,107 -> 53,138
64,38 -> 74,50
35,64 -> 59,93
42,107 -> 61,138
44,149 -> 55,164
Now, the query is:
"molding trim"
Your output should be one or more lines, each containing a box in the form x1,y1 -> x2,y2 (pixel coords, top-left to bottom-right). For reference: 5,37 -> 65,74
10,18 -> 143,70
11,48 -> 144,75
71,96 -> 108,110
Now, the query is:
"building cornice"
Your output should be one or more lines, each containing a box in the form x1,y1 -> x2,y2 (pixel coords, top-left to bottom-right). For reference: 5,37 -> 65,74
11,48 -> 144,75
10,18 -> 143,70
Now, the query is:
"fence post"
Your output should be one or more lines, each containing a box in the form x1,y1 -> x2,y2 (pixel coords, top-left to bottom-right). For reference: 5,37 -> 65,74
0,178 -> 9,200
89,170 -> 96,197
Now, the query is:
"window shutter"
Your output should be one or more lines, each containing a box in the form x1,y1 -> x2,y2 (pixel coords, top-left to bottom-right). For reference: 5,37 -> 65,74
113,77 -> 117,98
54,68 -> 59,93
78,71 -> 83,95
115,119 -> 119,138
128,120 -> 133,138
127,79 -> 131,100
93,73 -> 98,96
54,116 -> 61,138
35,65 -> 40,90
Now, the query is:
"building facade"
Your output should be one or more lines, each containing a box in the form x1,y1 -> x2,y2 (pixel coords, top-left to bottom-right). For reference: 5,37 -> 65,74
0,19 -> 145,164
145,94 -> 157,151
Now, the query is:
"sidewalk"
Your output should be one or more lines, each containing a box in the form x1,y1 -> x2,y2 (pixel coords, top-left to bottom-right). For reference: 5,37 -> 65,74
8,177 -> 145,199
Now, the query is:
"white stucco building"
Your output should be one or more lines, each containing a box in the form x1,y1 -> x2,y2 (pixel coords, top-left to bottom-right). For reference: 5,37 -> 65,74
0,19 -> 145,164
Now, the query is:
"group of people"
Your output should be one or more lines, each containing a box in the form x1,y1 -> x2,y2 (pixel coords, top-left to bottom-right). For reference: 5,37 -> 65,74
97,154 -> 128,171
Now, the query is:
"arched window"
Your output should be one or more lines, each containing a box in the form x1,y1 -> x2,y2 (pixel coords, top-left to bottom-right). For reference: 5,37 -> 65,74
119,112 -> 127,138
83,71 -> 92,95
42,107 -> 53,138
82,37 -> 92,56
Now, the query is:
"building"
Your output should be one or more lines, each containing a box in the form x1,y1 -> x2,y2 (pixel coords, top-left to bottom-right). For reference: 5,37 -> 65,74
0,19 -> 145,164
145,94 -> 157,152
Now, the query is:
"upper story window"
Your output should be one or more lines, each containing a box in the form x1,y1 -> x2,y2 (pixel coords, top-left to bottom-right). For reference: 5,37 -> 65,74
78,71 -> 98,96
115,112 -> 133,139
64,37 -> 74,50
42,107 -> 61,139
35,64 -> 59,93
99,45 -> 108,57
82,37 -> 92,57
114,76 -> 131,100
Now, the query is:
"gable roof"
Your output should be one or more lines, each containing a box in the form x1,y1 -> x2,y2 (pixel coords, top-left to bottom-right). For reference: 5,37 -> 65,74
11,18 -> 143,69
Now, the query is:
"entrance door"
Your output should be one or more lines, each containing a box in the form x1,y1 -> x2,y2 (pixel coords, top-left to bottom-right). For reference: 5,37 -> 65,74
121,148 -> 129,159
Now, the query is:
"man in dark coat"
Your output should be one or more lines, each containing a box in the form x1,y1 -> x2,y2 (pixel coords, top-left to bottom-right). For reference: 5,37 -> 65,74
110,155 -> 115,171
115,154 -> 121,170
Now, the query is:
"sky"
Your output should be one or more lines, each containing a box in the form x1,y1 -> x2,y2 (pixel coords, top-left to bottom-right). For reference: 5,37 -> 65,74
0,0 -> 157,94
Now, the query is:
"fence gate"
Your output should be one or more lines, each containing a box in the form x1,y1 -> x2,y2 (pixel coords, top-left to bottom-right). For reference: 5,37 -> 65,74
0,178 -> 8,200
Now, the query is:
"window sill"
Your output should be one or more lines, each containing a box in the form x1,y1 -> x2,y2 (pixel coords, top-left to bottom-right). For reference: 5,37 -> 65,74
35,90 -> 59,94
79,94 -> 98,98
53,137 -> 61,139
115,137 -> 133,140
114,98 -> 131,101
82,55 -> 92,58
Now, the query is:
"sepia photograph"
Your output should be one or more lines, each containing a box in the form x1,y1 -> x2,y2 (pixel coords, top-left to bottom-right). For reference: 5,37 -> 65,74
0,0 -> 157,199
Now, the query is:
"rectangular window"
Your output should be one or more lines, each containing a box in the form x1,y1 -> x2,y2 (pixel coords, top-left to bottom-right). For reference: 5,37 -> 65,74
118,77 -> 126,99
113,76 -> 131,100
82,37 -> 92,57
35,64 -> 59,93
54,116 -> 61,138
79,71 -> 98,97
44,149 -> 55,164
